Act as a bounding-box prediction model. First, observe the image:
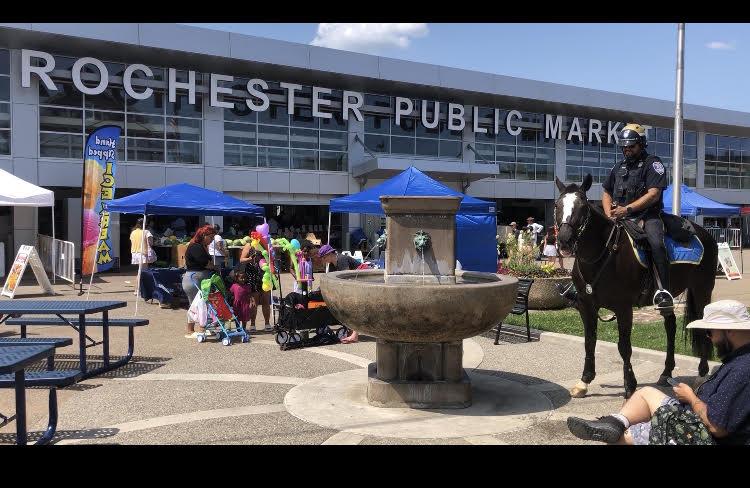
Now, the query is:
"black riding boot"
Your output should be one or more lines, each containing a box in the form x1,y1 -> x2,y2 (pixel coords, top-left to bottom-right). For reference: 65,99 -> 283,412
653,258 -> 674,311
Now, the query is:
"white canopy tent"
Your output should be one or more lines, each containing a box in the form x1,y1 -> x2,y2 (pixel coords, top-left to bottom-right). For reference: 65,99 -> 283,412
0,168 -> 57,282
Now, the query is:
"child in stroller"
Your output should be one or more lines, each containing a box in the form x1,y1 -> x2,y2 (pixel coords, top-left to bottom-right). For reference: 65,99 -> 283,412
190,274 -> 250,346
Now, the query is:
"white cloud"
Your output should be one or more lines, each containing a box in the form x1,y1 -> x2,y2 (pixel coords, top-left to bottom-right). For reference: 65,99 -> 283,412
310,23 -> 428,54
706,41 -> 736,50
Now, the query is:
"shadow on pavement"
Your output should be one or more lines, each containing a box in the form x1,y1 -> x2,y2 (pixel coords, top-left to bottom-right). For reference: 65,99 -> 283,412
0,428 -> 120,445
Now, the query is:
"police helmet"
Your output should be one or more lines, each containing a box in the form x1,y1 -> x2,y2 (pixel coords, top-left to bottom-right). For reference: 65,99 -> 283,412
617,123 -> 648,148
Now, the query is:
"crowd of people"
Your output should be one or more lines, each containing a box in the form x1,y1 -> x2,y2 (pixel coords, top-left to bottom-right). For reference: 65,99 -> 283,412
505,216 -> 564,268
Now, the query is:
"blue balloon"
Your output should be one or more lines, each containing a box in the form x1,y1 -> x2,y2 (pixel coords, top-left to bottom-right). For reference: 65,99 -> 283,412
290,239 -> 301,251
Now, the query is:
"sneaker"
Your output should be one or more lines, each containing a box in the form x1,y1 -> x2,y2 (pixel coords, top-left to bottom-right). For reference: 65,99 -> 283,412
184,332 -> 200,339
247,325 -> 257,332
567,416 -> 626,444
264,324 -> 273,332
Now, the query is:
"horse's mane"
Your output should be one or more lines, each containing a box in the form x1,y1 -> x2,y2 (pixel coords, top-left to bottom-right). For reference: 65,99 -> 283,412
587,201 -> 608,220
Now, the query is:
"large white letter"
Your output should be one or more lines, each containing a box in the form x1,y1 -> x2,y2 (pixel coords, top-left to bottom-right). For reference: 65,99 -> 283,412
473,106 -> 487,134
312,86 -> 332,119
246,79 -> 269,112
168,68 -> 196,105
21,49 -> 57,91
545,114 -> 562,139
280,82 -> 302,115
494,109 -> 501,135
72,57 -> 109,95
566,117 -> 583,142
448,103 -> 466,131
395,97 -> 414,126
210,73 -> 234,109
506,110 -> 522,136
343,91 -> 364,122
588,119 -> 603,144
607,121 -> 622,144
422,101 -> 440,129
123,64 -> 153,100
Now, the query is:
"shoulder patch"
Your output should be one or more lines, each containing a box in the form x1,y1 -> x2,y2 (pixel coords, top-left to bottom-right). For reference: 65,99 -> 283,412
652,160 -> 665,175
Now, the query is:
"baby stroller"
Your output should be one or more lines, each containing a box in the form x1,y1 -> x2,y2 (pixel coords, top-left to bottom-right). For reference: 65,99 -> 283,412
191,274 -> 250,346
273,286 -> 349,346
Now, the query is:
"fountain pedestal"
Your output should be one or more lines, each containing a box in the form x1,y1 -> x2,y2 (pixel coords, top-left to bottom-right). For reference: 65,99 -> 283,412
368,339 -> 470,408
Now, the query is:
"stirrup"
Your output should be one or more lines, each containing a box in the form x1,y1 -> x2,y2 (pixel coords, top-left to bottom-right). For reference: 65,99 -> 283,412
653,289 -> 674,310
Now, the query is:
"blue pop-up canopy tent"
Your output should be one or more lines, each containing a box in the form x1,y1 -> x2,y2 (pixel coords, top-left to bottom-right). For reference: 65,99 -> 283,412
662,184 -> 740,217
105,183 -> 264,314
329,166 -> 497,272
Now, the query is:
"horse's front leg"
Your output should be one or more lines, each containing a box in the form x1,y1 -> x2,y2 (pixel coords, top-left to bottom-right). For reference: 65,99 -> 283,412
657,312 -> 677,386
570,301 -> 599,398
615,306 -> 637,398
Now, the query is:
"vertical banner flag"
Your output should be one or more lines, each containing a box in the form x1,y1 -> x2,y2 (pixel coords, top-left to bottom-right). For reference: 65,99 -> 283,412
81,125 -> 121,276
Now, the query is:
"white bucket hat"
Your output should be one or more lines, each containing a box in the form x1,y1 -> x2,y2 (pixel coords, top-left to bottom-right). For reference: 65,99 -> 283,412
686,300 -> 750,331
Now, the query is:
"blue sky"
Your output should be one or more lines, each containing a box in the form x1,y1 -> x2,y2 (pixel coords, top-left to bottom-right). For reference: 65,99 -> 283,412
186,23 -> 747,112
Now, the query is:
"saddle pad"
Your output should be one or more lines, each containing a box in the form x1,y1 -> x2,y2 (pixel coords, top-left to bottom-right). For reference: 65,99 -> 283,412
628,234 -> 704,268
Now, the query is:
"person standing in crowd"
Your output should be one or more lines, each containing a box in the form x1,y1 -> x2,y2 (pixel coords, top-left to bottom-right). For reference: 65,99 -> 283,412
318,244 -> 360,343
526,217 -> 544,246
208,224 -> 228,270
228,265 -> 255,332
130,217 -> 156,296
293,240 -> 315,294
542,229 -> 564,268
182,224 -> 217,339
268,215 -> 279,236
509,221 -> 520,240
239,236 -> 272,332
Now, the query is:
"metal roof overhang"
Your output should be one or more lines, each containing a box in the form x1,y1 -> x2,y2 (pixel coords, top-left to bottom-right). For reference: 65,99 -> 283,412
351,157 -> 498,183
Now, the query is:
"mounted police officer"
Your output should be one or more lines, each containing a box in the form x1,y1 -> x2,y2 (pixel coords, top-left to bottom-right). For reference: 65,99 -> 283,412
602,123 -> 673,311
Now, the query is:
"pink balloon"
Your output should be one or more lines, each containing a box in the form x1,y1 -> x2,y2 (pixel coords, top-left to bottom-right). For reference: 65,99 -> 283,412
258,258 -> 267,267
256,223 -> 269,235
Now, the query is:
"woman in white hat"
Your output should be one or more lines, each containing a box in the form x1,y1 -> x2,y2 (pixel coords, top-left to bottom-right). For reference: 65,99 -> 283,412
566,299 -> 750,445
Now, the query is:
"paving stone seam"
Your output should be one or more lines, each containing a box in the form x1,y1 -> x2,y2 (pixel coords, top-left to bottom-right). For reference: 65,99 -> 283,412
113,373 -> 307,385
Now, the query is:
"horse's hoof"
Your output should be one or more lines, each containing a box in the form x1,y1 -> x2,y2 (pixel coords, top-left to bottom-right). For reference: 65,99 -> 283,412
569,386 -> 588,398
656,375 -> 671,387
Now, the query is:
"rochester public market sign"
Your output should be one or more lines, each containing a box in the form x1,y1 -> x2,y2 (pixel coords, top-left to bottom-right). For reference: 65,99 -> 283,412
21,49 -> 626,144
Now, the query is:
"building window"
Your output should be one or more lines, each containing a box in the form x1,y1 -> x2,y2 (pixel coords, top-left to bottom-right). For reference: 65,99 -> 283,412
38,55 -> 202,164
704,133 -> 749,190
0,48 -> 11,155
223,80 -> 348,172
363,96 -> 462,161
474,108 -> 553,181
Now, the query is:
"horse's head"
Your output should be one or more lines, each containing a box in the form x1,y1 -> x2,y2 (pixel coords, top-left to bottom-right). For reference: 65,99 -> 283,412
554,174 -> 593,257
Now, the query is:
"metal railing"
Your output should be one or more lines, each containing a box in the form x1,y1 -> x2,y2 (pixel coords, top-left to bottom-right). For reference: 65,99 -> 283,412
37,234 -> 75,284
705,227 -> 742,249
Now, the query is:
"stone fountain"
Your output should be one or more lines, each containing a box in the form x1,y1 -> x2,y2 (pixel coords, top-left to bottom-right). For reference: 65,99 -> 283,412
320,196 -> 518,408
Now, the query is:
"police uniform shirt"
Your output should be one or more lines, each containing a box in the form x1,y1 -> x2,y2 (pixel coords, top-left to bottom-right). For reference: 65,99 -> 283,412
602,152 -> 667,215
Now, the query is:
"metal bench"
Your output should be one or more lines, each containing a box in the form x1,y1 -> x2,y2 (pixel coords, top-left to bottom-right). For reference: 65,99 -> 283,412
0,337 -> 73,347
495,278 -> 534,344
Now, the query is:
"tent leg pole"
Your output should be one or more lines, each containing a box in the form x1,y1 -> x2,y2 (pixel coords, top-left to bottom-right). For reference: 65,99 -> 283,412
210,216 -> 216,266
326,211 -> 332,274
51,205 -> 56,285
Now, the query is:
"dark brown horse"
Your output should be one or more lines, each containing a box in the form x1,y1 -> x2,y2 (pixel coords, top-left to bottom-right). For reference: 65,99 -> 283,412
554,174 -> 716,399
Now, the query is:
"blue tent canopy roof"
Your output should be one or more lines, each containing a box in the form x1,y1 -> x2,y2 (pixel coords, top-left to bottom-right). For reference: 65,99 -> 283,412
329,166 -> 495,215
106,183 -> 265,217
662,184 -> 739,217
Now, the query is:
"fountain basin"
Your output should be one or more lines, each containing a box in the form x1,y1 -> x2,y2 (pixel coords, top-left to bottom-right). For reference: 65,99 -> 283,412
320,269 -> 518,343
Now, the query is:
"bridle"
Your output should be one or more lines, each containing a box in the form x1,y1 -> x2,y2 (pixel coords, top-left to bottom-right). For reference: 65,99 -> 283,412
554,196 -> 592,257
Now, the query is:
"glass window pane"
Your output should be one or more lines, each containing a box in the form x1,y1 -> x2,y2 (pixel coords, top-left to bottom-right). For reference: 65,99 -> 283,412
704,174 -> 716,188
391,136 -> 414,155
683,131 -> 696,146
224,144 -> 241,166
515,163 -> 532,180
320,111 -> 347,131
519,129 -> 537,146
166,117 -> 201,141
364,94 -> 391,108
241,145 -> 257,167
439,140 -> 461,159
258,103 -> 288,126
730,137 -> 743,151
364,114 -> 390,134
0,77 -> 9,102
365,134 -> 389,153
40,107 -> 83,133
291,106 -> 317,128
536,164 -> 554,181
705,134 -> 718,149
656,127 -> 671,143
705,145 -> 718,161
498,162 -> 515,179
223,102 -> 256,122
0,49 -> 8,75
224,122 -> 255,146
258,124 -> 288,148
718,136 -> 732,149
473,143 -> 494,163
566,166 -> 581,182
127,90 -> 165,115
258,146 -> 289,169
566,149 -> 582,164
535,147 -> 555,164
0,130 -> 8,155
40,133 -> 83,158
291,149 -> 318,170
704,160 -> 716,174
167,140 -> 201,164
127,138 -> 164,162
319,130 -> 347,151
320,151 -> 347,172
683,145 -> 697,159
439,121 -> 462,140
128,113 -> 165,139
85,110 -> 124,134
416,138 -> 439,157
416,120 -> 440,139
84,86 -> 125,111
0,103 -> 10,130
742,138 -> 750,152
392,117 -> 416,137
290,127 -> 318,149
39,82 -> 82,107
496,144 -> 515,162
167,94 -> 202,118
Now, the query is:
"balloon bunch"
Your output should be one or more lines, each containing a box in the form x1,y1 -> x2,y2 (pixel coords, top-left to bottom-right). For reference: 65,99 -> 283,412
272,238 -> 302,281
250,222 -> 278,292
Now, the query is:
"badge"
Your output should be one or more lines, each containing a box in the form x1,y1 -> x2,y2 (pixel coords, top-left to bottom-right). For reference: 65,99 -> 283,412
652,160 -> 665,175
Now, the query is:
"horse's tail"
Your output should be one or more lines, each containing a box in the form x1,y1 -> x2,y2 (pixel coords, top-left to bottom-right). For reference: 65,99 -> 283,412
684,287 -> 715,360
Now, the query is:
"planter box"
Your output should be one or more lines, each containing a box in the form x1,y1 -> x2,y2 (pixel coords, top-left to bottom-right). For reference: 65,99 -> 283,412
526,276 -> 572,310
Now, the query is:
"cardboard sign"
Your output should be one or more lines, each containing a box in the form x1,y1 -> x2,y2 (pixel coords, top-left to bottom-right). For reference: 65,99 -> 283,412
1,245 -> 55,298
717,242 -> 742,280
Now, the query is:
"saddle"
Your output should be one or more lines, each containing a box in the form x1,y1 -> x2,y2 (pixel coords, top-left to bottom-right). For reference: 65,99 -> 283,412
620,213 -> 704,269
